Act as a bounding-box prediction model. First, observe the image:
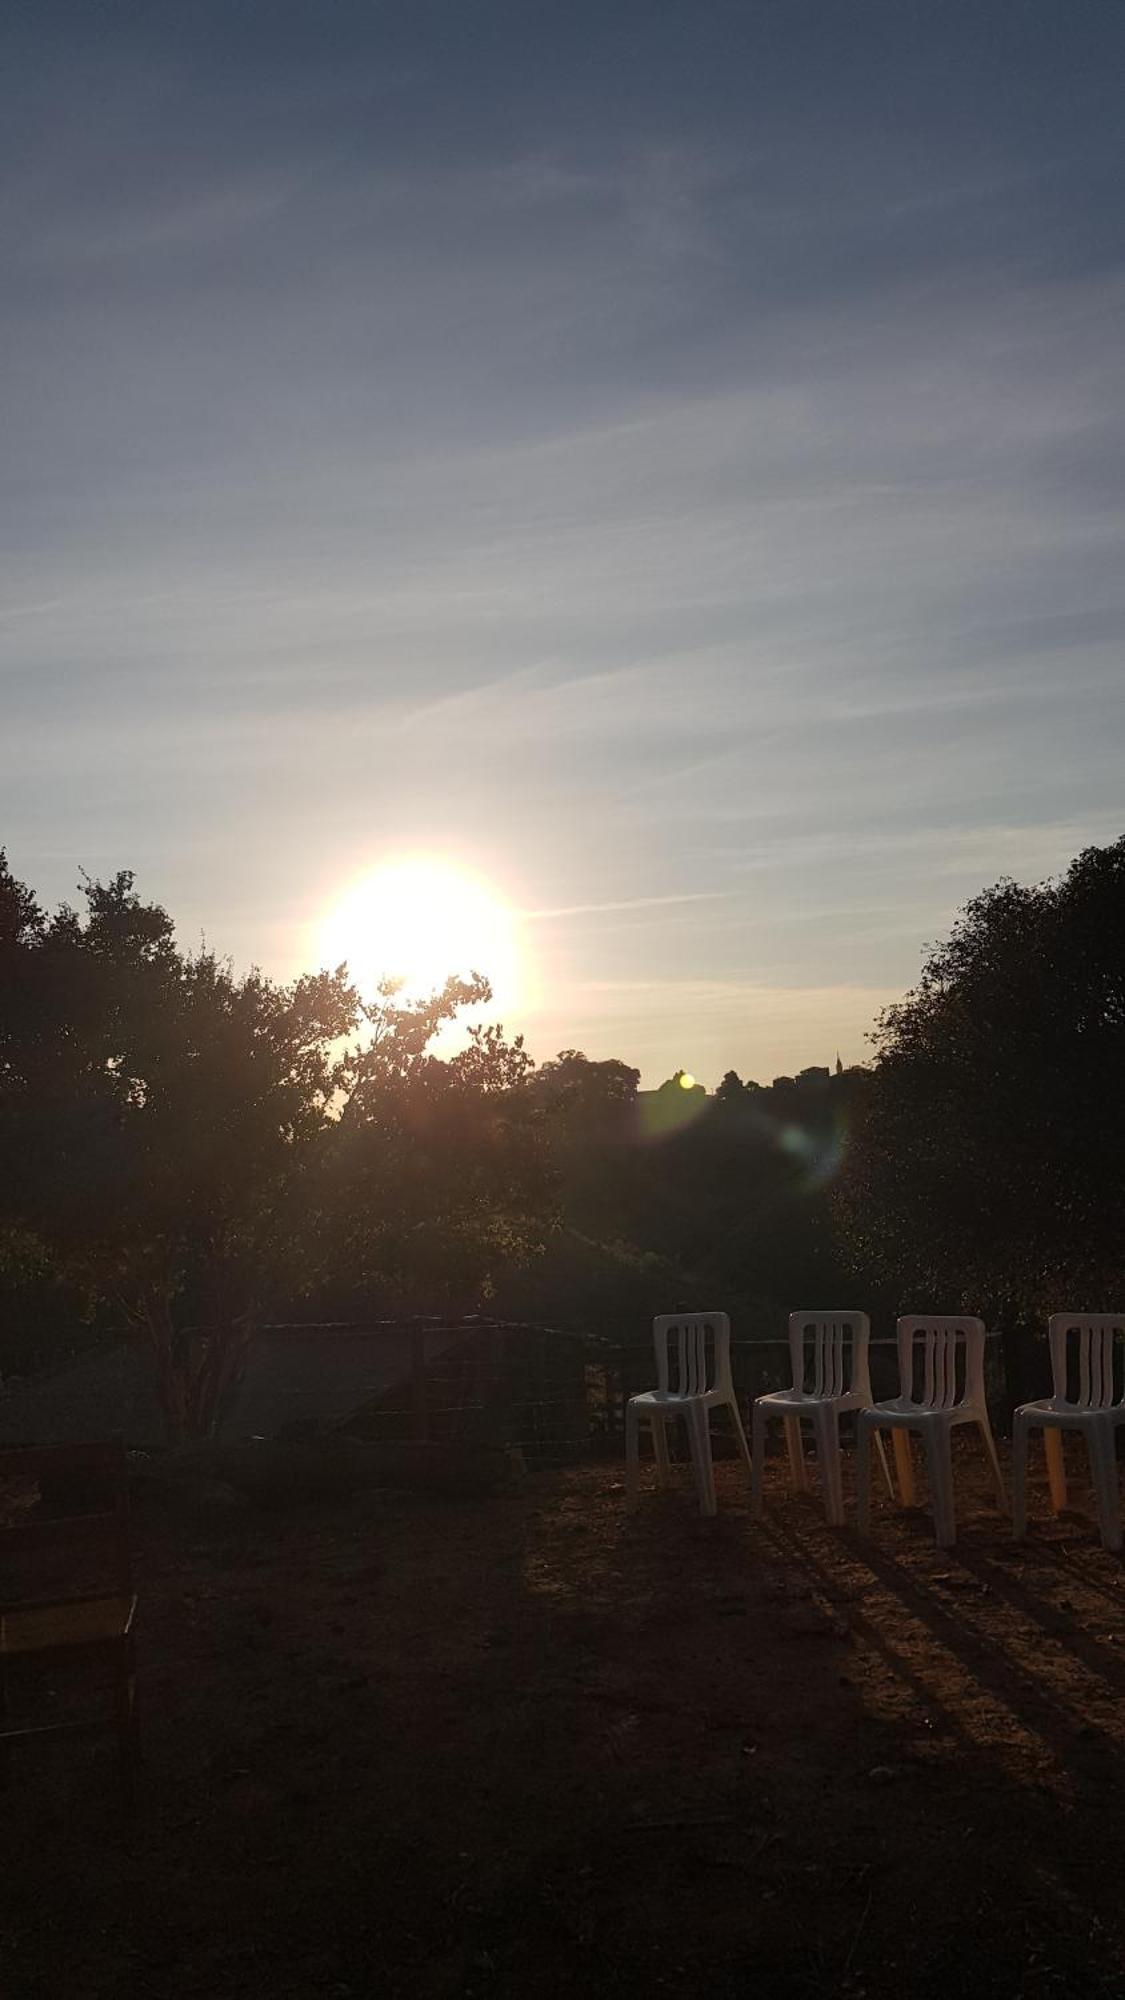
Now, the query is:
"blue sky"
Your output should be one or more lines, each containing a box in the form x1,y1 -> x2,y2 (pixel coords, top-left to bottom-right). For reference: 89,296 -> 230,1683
3,1 -> 1124,1083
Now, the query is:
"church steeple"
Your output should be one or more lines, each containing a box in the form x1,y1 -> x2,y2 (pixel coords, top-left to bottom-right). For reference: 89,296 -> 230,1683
835,1050 -> 843,1076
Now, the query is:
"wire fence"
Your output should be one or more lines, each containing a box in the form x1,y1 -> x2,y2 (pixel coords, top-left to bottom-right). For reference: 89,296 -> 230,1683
279,1316 -> 1011,1461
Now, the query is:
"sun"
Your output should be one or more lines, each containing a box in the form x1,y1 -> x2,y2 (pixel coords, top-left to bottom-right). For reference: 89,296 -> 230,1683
319,858 -> 521,1014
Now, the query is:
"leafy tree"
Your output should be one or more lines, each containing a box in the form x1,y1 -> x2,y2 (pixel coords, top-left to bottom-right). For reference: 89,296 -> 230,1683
519,1042 -> 855,1340
523,1052 -> 642,1249
0,860 -> 561,1432
4,851 -> 568,1429
621,1081 -> 851,1329
530,1050 -> 640,1119
0,857 -> 359,1438
658,1069 -> 702,1094
715,1069 -> 746,1103
317,988 -> 556,1316
836,839 -> 1125,1393
494,1227 -> 692,1338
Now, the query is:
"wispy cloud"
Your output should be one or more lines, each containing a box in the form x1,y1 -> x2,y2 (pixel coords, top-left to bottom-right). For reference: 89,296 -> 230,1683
3,3 -> 1124,1079
522,890 -> 731,922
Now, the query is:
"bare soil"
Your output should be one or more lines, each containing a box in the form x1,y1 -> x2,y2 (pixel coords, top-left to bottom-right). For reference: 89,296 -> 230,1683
5,1438 -> 1125,1998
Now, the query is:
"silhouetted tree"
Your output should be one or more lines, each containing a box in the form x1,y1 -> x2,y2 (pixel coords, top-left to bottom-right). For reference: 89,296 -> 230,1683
0,858 -> 359,1437
530,1049 -> 640,1118
836,838 -> 1125,1394
317,989 -> 555,1315
657,1069 -> 702,1095
715,1070 -> 746,1103
0,859 -> 556,1435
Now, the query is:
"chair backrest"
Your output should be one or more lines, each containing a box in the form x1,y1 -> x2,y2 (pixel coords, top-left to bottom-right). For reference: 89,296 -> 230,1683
896,1316 -> 986,1411
653,1313 -> 732,1397
788,1312 -> 872,1399
0,1441 -> 131,1607
1048,1314 -> 1125,1410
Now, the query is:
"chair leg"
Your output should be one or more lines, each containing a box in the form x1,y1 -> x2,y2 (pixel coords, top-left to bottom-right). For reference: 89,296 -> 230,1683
924,1428 -> 956,1548
978,1416 -> 1007,1510
625,1400 -> 640,1503
750,1402 -> 766,1518
651,1411 -> 673,1488
813,1407 -> 845,1528
784,1417 -> 808,1494
892,1430 -> 916,1508
687,1403 -> 717,1517
1086,1427 -> 1122,1554
874,1431 -> 896,1500
1044,1428 -> 1067,1514
856,1417 -> 873,1534
727,1395 -> 753,1492
1012,1415 -> 1030,1540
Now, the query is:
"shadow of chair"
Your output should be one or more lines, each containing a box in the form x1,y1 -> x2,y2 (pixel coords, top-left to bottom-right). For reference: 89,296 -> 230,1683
0,1441 -> 139,1803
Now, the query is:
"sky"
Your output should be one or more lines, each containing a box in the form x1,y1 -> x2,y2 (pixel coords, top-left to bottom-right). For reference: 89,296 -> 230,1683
3,1 -> 1124,1085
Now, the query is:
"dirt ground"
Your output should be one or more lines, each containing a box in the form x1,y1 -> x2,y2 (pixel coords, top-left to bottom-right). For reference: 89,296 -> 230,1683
5,1434 -> 1125,1999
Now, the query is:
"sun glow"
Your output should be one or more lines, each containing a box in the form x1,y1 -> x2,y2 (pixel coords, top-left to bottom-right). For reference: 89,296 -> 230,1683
320,858 -> 521,1015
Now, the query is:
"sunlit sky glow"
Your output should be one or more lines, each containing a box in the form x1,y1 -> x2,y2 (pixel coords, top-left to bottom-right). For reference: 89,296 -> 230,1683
3,2 -> 1124,1084
320,858 -> 523,1019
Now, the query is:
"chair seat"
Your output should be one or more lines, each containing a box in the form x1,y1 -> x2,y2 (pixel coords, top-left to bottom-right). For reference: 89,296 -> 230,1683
629,1388 -> 727,1411
862,1398 -> 979,1429
1015,1398 -> 1125,1428
1,1593 -> 137,1658
756,1388 -> 864,1413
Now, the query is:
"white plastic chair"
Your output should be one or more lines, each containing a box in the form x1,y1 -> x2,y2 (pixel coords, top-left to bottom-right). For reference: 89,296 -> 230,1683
750,1311 -> 895,1526
625,1312 -> 751,1517
1013,1314 -> 1125,1552
857,1316 -> 1006,1547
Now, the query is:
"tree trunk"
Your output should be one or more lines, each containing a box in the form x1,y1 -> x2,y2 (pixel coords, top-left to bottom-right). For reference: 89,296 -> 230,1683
140,1289 -> 189,1446
191,1318 -> 255,1440
139,1296 -> 254,1443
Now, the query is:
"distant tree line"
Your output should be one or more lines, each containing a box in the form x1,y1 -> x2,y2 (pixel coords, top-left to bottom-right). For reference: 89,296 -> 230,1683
2,836 -> 1123,1435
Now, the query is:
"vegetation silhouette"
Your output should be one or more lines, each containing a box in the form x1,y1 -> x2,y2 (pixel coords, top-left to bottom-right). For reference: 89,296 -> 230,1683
0,856 -> 548,1438
836,836 -> 1125,1401
3,835 -> 1124,1434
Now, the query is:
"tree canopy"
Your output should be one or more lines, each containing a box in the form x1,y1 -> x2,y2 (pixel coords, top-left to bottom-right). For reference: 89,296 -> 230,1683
0,856 -> 361,1435
0,856 -> 554,1437
836,837 -> 1125,1342
10,836 -> 1121,1441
